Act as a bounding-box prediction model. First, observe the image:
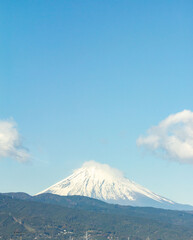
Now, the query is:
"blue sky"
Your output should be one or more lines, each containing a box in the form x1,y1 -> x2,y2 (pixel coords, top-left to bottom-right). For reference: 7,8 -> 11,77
1,0 -> 193,204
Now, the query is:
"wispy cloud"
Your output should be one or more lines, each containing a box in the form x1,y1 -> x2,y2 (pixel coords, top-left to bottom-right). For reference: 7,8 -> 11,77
0,119 -> 30,162
137,110 -> 193,164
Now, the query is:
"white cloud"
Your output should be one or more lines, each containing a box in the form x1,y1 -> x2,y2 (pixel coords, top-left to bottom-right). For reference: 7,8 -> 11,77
80,160 -> 124,179
0,119 -> 30,162
137,110 -> 193,164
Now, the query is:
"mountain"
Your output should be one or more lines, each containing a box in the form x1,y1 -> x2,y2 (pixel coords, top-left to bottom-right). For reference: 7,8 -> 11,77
2,193 -> 193,240
37,161 -> 192,210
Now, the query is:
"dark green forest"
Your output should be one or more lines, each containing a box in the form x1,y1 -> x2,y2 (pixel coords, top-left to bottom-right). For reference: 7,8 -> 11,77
1,193 -> 193,240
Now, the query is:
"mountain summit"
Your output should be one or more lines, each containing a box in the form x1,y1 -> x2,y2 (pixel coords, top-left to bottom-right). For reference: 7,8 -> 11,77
37,161 -> 189,209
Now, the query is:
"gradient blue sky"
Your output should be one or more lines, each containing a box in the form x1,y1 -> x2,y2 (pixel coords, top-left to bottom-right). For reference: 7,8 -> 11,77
1,0 -> 193,204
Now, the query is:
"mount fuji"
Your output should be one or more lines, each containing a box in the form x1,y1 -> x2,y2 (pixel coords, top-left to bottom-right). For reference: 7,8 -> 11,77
37,161 -> 192,210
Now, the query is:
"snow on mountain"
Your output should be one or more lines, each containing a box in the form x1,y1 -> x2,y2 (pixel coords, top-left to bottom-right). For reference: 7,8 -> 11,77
37,161 -> 189,209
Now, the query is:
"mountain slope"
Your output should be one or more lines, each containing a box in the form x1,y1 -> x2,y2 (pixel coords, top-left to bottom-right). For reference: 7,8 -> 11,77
37,161 -> 190,210
1,193 -> 193,240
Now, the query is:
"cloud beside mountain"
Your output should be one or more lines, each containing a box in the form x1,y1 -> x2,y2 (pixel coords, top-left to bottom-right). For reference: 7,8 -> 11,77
0,119 -> 30,162
137,110 -> 193,164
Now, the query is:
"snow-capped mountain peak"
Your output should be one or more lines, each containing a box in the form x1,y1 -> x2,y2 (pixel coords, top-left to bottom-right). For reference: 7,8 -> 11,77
37,161 -> 177,208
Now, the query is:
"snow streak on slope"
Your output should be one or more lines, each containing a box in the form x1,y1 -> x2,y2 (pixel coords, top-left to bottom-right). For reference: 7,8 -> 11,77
37,161 -> 175,208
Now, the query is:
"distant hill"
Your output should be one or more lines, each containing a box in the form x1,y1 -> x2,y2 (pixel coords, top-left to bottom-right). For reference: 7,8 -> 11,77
1,193 -> 193,240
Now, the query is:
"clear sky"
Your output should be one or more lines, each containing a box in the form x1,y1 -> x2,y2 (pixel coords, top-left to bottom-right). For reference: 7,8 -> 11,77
1,0 -> 193,204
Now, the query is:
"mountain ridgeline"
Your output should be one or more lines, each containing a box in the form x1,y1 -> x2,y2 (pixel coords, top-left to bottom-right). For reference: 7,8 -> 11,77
2,161 -> 193,239
1,192 -> 193,240
37,161 -> 193,210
